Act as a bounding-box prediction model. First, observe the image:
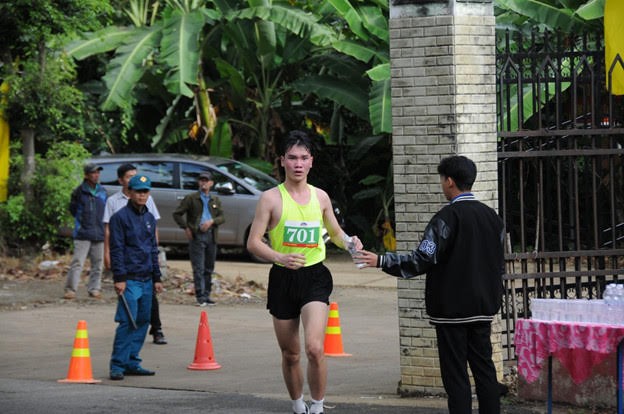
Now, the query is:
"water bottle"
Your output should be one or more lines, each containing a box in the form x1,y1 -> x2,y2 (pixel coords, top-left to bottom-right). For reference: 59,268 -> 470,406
604,283 -> 615,305
343,234 -> 365,268
616,285 -> 624,325
344,235 -> 357,256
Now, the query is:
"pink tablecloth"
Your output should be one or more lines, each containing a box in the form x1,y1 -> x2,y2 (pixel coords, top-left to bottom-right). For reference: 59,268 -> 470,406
515,318 -> 624,384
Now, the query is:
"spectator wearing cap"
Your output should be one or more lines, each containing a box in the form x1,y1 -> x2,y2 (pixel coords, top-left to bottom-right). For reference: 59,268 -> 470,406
173,171 -> 225,306
108,174 -> 163,380
103,163 -> 167,345
63,163 -> 107,300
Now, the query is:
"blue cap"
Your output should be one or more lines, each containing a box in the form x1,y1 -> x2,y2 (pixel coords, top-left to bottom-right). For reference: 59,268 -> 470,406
129,175 -> 151,190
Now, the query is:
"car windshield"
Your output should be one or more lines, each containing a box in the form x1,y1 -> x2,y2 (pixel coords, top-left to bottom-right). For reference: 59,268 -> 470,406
215,161 -> 278,192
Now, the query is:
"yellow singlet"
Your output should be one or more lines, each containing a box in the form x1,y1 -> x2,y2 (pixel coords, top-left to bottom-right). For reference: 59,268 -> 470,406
269,183 -> 326,267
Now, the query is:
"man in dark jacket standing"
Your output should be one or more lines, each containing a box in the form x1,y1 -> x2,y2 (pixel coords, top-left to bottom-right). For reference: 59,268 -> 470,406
173,171 -> 225,306
109,174 -> 163,381
355,155 -> 505,414
64,163 -> 107,299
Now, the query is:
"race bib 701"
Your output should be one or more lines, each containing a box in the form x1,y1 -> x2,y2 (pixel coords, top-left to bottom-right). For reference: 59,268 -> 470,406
282,220 -> 320,248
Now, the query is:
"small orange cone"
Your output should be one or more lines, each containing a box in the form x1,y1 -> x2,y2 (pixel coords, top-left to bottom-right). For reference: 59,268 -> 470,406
58,320 -> 101,383
188,310 -> 221,370
324,302 -> 352,357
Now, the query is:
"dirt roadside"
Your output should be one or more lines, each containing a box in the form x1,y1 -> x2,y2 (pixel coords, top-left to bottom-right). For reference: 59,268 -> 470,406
0,251 -> 269,311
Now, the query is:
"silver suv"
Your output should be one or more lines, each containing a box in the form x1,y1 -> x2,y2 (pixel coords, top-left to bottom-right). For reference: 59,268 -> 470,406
90,153 -> 278,257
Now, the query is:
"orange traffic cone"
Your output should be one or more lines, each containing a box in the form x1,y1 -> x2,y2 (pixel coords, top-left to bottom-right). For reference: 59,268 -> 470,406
324,302 -> 352,357
188,310 -> 221,370
58,320 -> 101,383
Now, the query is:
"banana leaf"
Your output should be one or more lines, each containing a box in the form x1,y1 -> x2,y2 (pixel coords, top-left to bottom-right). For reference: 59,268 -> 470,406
292,74 -> 369,121
152,95 -> 183,148
214,58 -> 247,106
66,27 -> 132,60
228,5 -> 336,47
326,0 -> 369,41
575,0 -> 605,20
496,0 -> 587,32
160,8 -> 205,97
248,0 -> 276,68
210,120 -> 233,158
369,77 -> 392,134
332,40 -> 378,63
101,27 -> 162,110
359,5 -> 388,43
367,63 -> 389,82
500,81 -> 571,131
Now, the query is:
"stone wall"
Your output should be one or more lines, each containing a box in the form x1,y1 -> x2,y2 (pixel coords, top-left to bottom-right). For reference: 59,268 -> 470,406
389,0 -> 500,395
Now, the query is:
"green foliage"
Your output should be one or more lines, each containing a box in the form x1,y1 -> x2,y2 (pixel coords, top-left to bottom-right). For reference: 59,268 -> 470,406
0,0 -> 113,54
0,0 -> 114,149
0,142 -> 89,253
240,156 -> 274,175
292,75 -> 370,120
210,120 -> 233,158
65,0 -> 392,155
495,1 -> 603,134
495,0 -> 604,34
347,135 -> 394,250
3,57 -> 85,141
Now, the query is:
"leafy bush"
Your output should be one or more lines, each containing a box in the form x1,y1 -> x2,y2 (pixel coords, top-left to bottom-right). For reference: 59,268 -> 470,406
0,141 -> 88,254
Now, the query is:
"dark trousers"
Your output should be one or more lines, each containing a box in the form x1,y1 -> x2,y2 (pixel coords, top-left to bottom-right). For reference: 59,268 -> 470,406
435,323 -> 500,414
189,230 -> 217,303
149,291 -> 161,335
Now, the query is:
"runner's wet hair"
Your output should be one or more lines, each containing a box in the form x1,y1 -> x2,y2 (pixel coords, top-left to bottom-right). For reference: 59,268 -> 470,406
437,155 -> 476,191
281,130 -> 314,156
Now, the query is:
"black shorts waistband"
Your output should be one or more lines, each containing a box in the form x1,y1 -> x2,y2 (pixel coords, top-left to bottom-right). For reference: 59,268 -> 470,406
271,261 -> 325,275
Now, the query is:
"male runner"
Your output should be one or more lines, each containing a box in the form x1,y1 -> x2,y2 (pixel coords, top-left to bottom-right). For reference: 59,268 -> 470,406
247,130 -> 362,414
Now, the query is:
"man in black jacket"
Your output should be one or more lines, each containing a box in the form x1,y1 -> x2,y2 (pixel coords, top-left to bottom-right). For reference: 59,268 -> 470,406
355,155 -> 505,414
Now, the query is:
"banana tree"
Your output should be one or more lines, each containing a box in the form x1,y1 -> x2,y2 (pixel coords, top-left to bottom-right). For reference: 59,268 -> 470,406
66,0 -> 218,151
292,0 -> 391,136
206,0 -> 339,159
67,0 -> 342,155
67,0 -> 393,157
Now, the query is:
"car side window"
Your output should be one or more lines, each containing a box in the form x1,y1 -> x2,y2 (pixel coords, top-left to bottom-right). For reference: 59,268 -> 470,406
180,162 -> 243,192
134,162 -> 174,188
98,163 -> 122,186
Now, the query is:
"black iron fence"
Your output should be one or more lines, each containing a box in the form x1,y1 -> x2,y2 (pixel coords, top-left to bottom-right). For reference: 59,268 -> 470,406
496,29 -> 624,360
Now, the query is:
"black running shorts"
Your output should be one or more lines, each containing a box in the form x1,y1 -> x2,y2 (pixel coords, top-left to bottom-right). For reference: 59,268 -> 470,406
267,262 -> 333,320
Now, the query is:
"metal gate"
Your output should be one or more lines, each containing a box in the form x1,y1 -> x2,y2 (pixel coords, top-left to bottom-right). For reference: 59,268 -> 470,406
496,29 -> 624,360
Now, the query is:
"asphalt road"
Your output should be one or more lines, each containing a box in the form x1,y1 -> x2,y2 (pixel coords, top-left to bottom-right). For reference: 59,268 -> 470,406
0,254 -> 570,413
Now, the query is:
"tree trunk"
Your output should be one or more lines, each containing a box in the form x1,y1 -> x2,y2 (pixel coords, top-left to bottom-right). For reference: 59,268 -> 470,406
20,128 -> 35,202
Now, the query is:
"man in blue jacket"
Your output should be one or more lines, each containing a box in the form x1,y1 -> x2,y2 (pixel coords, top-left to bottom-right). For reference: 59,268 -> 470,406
109,174 -> 163,381
63,163 -> 107,299
355,156 -> 505,414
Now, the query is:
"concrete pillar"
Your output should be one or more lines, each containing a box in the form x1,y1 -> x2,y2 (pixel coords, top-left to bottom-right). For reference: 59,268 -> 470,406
389,0 -> 501,396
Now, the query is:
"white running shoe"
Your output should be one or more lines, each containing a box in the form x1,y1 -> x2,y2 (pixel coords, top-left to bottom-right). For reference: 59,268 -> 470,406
293,403 -> 309,414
